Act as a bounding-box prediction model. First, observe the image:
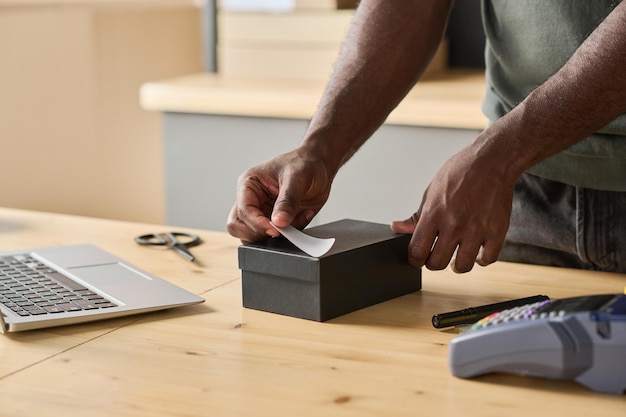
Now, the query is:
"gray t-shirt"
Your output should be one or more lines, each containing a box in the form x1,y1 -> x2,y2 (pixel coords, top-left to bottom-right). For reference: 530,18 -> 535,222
481,0 -> 626,191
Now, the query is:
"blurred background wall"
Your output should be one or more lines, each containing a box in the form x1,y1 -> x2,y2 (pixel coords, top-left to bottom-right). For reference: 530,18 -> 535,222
0,1 -> 203,224
0,0 -> 484,227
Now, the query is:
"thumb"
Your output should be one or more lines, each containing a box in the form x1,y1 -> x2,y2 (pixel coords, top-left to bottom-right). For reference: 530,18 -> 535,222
271,182 -> 302,228
390,213 -> 419,235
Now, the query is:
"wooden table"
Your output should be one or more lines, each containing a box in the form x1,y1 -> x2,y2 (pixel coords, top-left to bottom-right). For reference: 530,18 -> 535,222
0,208 -> 624,416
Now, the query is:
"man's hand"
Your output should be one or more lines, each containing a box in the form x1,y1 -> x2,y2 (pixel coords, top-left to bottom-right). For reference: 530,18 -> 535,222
227,0 -> 454,243
391,146 -> 515,273
393,0 -> 626,273
227,148 -> 333,243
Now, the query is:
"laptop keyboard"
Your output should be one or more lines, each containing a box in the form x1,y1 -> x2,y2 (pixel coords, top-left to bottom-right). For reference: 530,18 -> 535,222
0,255 -> 117,317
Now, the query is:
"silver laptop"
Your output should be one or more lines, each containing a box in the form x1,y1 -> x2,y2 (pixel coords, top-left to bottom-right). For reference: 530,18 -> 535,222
0,244 -> 204,332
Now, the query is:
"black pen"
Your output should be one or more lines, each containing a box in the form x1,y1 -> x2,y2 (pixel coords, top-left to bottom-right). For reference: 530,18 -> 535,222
431,294 -> 550,329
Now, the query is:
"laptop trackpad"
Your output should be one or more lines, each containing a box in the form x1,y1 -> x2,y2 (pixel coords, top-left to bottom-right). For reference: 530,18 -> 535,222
69,263 -> 152,288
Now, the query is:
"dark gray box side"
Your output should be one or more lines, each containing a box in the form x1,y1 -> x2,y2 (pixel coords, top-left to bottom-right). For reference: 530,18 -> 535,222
239,219 -> 422,321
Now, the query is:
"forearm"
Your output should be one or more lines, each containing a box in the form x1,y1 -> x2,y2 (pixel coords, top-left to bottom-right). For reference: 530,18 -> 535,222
474,2 -> 626,184
300,0 -> 453,177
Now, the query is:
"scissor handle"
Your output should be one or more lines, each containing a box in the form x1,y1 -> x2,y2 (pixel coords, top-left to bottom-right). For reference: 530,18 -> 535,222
135,232 -> 201,247
171,232 -> 202,247
135,233 -> 168,246
135,232 -> 202,262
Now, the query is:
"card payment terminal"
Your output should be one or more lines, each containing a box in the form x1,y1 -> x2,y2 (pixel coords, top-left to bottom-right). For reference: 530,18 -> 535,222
448,294 -> 626,394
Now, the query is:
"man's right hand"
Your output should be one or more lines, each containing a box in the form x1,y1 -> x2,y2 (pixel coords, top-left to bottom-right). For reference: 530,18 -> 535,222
226,147 -> 334,242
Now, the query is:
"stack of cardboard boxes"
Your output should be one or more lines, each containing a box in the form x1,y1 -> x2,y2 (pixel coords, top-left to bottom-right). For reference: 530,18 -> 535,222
217,0 -> 447,81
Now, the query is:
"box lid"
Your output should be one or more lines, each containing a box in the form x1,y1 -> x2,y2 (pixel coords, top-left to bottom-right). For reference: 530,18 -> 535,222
238,219 -> 410,282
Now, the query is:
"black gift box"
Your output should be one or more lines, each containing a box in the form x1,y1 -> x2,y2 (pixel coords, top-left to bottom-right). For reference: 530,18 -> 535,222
238,219 -> 421,321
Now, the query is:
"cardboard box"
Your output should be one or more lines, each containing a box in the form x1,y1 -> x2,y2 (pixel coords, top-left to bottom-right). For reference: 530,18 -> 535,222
217,10 -> 448,81
239,219 -> 421,321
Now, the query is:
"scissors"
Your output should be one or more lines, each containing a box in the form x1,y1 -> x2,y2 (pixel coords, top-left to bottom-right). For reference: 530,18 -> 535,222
135,232 -> 202,262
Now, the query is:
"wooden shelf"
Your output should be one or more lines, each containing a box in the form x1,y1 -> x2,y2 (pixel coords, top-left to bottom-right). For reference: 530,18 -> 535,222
141,69 -> 488,130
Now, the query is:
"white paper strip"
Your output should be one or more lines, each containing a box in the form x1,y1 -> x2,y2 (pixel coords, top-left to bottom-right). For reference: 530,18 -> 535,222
273,224 -> 335,257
